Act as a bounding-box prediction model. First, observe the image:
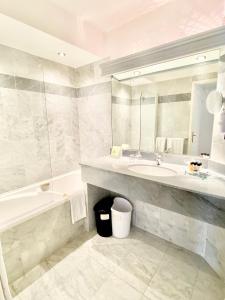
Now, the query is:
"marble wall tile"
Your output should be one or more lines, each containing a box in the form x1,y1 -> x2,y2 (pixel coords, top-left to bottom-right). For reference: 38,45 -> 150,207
0,43 -> 112,194
42,58 -> 75,87
12,50 -> 44,81
0,87 -> 52,192
112,96 -> 131,105
133,200 -> 160,236
1,88 -> 18,116
24,160 -> 52,186
82,167 -> 129,198
159,209 -> 207,256
0,45 -> 15,76
0,202 -> 86,283
15,77 -> 44,93
44,82 -> 75,98
0,74 -> 15,89
76,81 -> 111,98
45,94 -> 80,177
205,224 -> 225,280
132,197 -> 206,256
78,93 -> 112,162
0,166 -> 26,194
112,79 -> 131,99
74,59 -> 110,88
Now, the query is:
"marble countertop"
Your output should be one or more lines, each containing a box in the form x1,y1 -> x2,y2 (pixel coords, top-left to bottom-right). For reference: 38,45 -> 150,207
81,156 -> 225,200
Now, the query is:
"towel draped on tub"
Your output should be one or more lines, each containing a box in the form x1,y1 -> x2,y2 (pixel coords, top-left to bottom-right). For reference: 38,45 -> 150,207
69,183 -> 87,224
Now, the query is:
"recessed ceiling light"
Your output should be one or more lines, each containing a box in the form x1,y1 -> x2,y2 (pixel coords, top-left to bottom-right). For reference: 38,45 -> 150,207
196,55 -> 206,62
133,70 -> 141,76
57,51 -> 66,57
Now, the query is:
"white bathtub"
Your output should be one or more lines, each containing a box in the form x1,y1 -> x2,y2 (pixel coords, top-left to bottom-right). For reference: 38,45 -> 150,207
0,170 -> 83,232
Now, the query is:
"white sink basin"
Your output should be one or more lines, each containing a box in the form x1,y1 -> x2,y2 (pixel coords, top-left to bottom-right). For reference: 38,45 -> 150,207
128,164 -> 177,177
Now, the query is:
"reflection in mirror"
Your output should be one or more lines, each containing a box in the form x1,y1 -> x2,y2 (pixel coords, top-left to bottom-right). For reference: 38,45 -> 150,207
112,52 -> 220,157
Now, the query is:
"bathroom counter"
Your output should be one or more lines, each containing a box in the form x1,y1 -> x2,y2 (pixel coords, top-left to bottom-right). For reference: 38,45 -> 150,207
81,156 -> 225,201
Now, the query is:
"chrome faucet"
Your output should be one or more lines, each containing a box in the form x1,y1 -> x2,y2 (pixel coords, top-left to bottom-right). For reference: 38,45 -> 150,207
155,153 -> 162,166
130,150 -> 142,159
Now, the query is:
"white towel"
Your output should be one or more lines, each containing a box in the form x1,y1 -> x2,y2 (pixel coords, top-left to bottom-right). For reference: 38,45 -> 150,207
0,242 -> 12,300
155,137 -> 166,153
70,185 -> 87,224
167,138 -> 184,154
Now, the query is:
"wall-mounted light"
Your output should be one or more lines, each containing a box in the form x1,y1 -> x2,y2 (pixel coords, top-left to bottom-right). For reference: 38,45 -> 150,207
206,90 -> 225,138
196,55 -> 206,63
57,51 -> 66,57
206,90 -> 223,114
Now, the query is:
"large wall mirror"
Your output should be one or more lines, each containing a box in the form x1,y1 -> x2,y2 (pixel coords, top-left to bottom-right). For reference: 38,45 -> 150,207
112,49 -> 224,157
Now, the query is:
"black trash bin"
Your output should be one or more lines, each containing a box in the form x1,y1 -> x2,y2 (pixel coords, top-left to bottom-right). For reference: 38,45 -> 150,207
94,197 -> 114,237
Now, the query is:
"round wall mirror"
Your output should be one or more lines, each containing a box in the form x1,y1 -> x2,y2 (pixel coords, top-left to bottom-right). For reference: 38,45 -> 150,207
206,90 -> 223,114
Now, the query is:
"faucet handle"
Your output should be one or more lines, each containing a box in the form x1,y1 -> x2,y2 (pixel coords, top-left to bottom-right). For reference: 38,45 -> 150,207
155,153 -> 162,166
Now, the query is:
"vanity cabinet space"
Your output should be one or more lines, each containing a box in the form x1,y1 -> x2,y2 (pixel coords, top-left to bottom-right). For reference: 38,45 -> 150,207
81,158 -> 225,281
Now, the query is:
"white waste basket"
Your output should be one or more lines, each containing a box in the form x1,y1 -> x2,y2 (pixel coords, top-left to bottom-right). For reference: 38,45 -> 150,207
111,197 -> 132,238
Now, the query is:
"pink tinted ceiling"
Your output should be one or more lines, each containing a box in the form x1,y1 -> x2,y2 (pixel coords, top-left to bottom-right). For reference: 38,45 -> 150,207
105,0 -> 225,59
49,0 -> 172,32
0,0 -> 224,61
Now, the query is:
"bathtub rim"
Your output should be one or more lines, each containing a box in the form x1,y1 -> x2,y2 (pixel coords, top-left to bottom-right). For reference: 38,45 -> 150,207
0,169 -> 81,201
0,169 -> 83,233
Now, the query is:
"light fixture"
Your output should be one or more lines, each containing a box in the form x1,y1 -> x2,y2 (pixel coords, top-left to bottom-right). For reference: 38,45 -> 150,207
57,51 -> 66,57
133,70 -> 141,76
196,55 -> 206,62
206,90 -> 223,114
206,90 -> 225,136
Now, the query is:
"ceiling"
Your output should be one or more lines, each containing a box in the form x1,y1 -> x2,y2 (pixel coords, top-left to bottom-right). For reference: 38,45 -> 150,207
0,0 -> 223,68
0,0 -> 173,66
48,0 -> 172,32
0,13 -> 99,68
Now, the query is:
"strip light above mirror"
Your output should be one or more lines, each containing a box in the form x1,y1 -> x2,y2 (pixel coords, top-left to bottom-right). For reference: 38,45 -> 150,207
113,49 -> 220,81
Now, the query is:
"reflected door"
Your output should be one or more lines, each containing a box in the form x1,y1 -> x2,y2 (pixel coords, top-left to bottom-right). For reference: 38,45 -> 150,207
189,80 -> 216,156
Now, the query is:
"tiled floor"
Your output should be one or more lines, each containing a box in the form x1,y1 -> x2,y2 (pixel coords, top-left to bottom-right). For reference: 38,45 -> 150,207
12,228 -> 225,300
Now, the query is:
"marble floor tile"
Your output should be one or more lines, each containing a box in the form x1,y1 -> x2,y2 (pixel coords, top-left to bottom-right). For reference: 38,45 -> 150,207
91,242 -> 128,266
50,257 -> 111,300
163,243 -> 202,270
129,241 -> 167,265
144,265 -> 195,300
92,274 -> 143,300
115,252 -> 157,293
191,268 -> 225,300
12,228 -> 225,300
